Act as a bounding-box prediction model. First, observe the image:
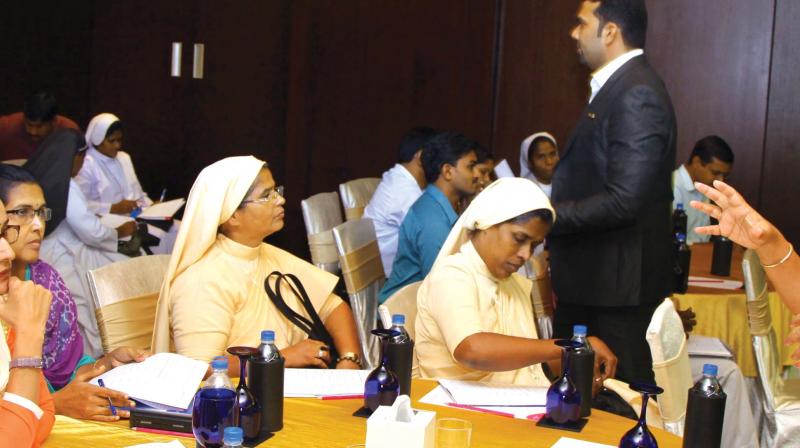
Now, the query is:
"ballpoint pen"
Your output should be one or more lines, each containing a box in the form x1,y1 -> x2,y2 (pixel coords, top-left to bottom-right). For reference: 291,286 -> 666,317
159,188 -> 167,202
97,378 -> 118,416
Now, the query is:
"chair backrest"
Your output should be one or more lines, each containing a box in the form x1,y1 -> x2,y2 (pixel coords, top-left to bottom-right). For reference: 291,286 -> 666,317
332,218 -> 385,369
742,249 -> 780,409
2,159 -> 26,167
383,281 -> 421,340
339,178 -> 380,221
301,191 -> 344,273
645,298 -> 693,435
87,254 -> 171,353
528,249 -> 553,339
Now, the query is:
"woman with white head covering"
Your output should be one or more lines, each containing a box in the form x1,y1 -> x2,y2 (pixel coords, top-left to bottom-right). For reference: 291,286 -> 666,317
415,177 -> 617,385
0,198 -> 55,447
151,156 -> 362,372
519,132 -> 559,198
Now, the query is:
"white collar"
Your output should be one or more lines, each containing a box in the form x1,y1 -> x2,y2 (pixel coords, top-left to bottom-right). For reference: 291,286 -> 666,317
676,165 -> 696,192
590,49 -> 644,102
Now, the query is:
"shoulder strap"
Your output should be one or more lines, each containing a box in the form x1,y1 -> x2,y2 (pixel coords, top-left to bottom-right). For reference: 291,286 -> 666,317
264,271 -> 315,336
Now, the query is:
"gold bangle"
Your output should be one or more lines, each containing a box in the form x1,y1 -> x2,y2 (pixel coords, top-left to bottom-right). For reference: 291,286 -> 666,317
763,243 -> 793,269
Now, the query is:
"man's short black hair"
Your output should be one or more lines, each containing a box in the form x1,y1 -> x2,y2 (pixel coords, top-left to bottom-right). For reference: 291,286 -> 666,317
474,144 -> 494,164
23,92 -> 59,122
398,127 -> 437,163
421,132 -> 478,184
590,0 -> 648,49
688,135 -> 735,165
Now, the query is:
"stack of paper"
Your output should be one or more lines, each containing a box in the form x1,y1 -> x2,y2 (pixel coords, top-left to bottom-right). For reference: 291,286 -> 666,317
687,335 -> 733,358
688,276 -> 743,290
139,198 -> 186,220
90,353 -> 208,410
284,368 -> 370,398
419,379 -> 548,420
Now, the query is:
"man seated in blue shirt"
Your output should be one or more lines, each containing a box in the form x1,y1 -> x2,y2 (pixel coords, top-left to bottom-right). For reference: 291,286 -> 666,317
379,131 -> 482,302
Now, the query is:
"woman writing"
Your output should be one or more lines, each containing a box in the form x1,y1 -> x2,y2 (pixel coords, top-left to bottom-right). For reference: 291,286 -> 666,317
152,156 -> 362,373
415,177 -> 617,385
0,160 -> 147,421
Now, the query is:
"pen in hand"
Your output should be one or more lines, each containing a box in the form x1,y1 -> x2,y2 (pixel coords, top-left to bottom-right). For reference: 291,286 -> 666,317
159,188 -> 167,202
97,378 -> 118,416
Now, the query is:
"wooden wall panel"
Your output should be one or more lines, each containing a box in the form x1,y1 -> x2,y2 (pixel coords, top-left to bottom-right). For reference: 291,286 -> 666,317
645,0 -> 774,206
761,0 -> 800,245
493,0 -> 590,174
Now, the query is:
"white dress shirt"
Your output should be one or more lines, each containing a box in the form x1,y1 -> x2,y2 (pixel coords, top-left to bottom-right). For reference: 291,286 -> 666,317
363,164 -> 423,277
589,49 -> 645,103
672,165 -> 711,244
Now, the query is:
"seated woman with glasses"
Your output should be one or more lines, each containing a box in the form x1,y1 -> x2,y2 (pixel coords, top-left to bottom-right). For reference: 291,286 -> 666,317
0,160 -> 147,422
151,156 -> 362,374
0,206 -> 56,448
22,130 -> 137,359
415,177 -> 617,386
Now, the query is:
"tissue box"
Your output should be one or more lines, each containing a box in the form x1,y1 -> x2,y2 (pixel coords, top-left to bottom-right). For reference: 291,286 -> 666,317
365,401 -> 436,448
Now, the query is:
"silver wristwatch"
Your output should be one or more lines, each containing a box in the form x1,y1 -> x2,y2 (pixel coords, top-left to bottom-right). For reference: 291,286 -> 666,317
9,357 -> 44,369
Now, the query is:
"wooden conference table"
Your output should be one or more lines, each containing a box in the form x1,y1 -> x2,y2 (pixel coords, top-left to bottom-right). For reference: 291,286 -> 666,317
674,242 -> 796,376
44,379 -> 681,447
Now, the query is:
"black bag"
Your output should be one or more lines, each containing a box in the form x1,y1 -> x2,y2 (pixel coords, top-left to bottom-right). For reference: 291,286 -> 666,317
264,271 -> 338,367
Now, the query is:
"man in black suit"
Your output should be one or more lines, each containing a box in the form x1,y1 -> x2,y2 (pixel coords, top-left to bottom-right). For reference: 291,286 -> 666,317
549,0 -> 676,383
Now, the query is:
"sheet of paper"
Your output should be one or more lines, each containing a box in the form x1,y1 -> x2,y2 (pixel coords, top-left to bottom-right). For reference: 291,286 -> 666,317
147,223 -> 168,240
90,353 -> 207,410
419,385 -> 544,420
283,368 -> 370,397
551,437 -> 615,448
138,198 -> 186,220
125,441 -> 185,448
438,378 -> 548,406
688,276 -> 743,290
100,213 -> 135,228
493,159 -> 515,178
687,334 -> 733,358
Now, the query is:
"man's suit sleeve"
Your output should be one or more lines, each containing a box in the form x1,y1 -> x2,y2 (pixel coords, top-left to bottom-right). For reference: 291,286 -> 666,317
553,84 -> 672,235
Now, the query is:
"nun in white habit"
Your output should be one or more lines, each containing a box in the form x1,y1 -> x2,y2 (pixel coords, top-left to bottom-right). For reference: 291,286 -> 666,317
519,132 -> 559,198
75,113 -> 178,254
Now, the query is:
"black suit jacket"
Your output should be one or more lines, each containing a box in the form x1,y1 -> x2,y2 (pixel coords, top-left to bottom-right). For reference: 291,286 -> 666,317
549,56 -> 677,307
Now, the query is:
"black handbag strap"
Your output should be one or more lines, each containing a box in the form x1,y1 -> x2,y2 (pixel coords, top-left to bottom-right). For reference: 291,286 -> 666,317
264,271 -> 338,363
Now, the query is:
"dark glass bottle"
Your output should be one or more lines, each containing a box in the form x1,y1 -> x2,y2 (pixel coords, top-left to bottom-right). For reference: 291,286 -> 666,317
364,329 -> 400,412
618,382 -> 663,448
673,232 -> 691,294
711,236 -> 733,276
385,314 -> 414,396
227,346 -> 261,442
545,339 -> 582,424
672,203 -> 688,236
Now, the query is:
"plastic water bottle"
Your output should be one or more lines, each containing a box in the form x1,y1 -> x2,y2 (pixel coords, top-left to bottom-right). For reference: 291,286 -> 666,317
222,426 -> 244,448
386,314 -> 414,396
192,356 -> 239,448
672,203 -> 688,236
683,364 -> 726,448
673,232 -> 691,294
248,330 -> 285,435
567,325 -> 594,417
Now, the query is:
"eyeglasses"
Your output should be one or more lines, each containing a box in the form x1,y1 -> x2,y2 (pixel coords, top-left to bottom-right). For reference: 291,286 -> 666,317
1,223 -> 19,244
7,206 -> 52,225
241,185 -> 284,206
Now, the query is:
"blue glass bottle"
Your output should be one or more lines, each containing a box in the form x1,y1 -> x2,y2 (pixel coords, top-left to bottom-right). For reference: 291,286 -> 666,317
227,346 -> 261,442
546,339 -> 582,424
364,329 -> 399,412
192,356 -> 240,448
618,382 -> 663,448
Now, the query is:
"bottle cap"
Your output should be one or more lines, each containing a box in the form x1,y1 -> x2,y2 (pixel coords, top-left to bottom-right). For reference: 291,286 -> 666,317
392,314 -> 405,325
223,426 -> 244,444
702,363 -> 718,376
676,203 -> 684,210
573,325 -> 587,336
676,232 -> 687,242
211,356 -> 228,370
261,330 -> 275,342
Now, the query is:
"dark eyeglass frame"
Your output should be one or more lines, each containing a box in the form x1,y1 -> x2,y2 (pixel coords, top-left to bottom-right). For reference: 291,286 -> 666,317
7,206 -> 53,224
0,223 -> 20,244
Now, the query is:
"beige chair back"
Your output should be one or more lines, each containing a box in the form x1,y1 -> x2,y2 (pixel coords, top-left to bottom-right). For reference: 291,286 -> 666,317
645,298 -> 692,436
301,191 -> 344,273
339,178 -> 380,221
332,218 -> 385,368
2,159 -> 27,167
87,255 -> 171,354
383,281 -> 421,340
